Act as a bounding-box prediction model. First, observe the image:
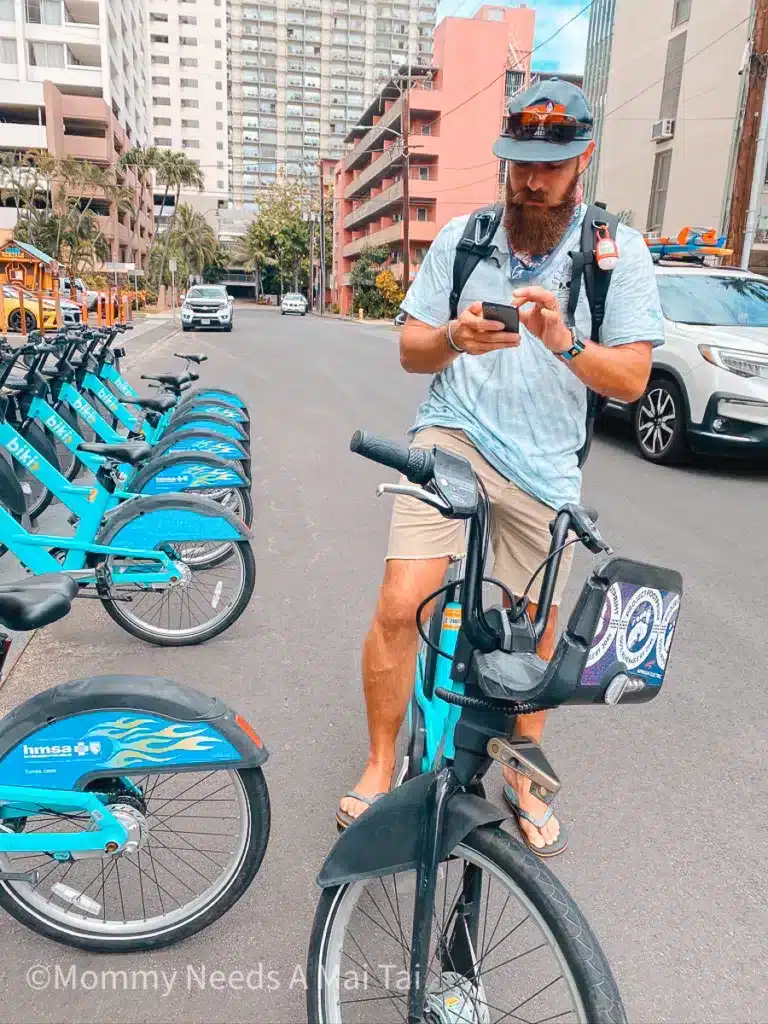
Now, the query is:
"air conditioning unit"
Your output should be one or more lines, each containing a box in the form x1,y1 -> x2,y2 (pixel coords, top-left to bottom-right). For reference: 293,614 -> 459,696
651,118 -> 675,142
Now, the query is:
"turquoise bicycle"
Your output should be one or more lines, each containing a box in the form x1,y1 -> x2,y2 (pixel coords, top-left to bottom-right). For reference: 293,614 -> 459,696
0,574 -> 270,951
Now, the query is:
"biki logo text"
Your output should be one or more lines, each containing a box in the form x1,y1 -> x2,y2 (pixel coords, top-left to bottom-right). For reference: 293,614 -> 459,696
95,386 -> 119,412
44,413 -> 74,446
72,395 -> 97,424
6,436 -> 39,470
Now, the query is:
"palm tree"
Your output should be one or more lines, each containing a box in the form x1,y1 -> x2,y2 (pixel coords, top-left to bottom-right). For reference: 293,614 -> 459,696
118,145 -> 159,266
170,204 -> 218,282
154,152 -> 205,288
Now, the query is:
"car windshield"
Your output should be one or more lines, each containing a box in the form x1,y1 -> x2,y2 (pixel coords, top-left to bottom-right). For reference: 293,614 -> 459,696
284,293 -> 304,301
657,274 -> 768,327
187,287 -> 226,300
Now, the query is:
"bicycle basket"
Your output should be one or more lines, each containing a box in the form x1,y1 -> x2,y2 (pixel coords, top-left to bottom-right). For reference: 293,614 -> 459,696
545,557 -> 683,706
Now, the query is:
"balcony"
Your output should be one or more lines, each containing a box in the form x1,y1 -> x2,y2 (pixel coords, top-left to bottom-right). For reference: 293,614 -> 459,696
344,95 -> 403,171
344,221 -> 404,258
344,179 -> 403,229
345,142 -> 404,199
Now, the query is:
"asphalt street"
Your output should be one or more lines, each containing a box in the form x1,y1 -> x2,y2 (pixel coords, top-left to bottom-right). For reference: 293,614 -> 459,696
0,307 -> 765,1023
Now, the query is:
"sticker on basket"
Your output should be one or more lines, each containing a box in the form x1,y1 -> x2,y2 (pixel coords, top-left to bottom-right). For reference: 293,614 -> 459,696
581,583 -> 680,688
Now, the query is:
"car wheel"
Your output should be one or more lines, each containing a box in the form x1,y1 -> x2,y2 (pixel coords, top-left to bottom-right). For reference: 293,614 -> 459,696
633,376 -> 688,464
8,310 -> 37,333
182,324 -> 192,332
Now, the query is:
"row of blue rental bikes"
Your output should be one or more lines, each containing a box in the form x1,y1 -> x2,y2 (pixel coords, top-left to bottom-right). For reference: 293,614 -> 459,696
0,320 -> 674,1021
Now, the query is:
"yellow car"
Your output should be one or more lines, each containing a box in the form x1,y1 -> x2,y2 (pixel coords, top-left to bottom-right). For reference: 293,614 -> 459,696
2,285 -> 82,332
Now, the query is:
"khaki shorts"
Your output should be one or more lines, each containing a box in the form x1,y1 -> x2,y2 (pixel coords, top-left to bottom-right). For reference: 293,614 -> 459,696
386,427 -> 574,605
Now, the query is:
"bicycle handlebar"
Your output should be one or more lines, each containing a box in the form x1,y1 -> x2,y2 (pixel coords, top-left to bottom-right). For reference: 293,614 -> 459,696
350,429 -> 434,486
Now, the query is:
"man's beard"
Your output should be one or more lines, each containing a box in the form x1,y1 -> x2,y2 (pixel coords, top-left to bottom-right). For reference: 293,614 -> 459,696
504,169 -> 581,256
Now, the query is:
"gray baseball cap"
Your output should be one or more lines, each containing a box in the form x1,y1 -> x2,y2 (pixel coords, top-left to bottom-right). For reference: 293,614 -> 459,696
493,78 -> 594,163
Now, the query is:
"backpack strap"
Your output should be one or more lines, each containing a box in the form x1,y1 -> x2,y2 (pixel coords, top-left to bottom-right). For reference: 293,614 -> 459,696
449,202 -> 504,320
571,203 -> 621,467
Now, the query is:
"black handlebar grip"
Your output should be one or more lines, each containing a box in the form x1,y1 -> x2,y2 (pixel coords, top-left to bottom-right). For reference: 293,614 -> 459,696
350,430 -> 434,485
582,505 -> 599,523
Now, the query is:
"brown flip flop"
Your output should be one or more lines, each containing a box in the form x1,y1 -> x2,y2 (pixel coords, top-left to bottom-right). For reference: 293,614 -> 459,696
503,783 -> 569,858
336,790 -> 386,832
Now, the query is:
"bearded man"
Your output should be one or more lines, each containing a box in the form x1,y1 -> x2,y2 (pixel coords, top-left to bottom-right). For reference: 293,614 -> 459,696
336,79 -> 665,856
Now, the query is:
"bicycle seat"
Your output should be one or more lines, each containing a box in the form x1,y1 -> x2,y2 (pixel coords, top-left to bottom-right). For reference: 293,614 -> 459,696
0,575 -> 77,631
471,650 -> 549,703
174,352 -> 208,364
126,395 -> 177,414
77,440 -> 153,465
141,372 -> 192,387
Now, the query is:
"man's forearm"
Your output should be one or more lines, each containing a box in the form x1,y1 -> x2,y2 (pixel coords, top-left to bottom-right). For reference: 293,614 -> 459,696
563,340 -> 651,403
400,321 -> 458,374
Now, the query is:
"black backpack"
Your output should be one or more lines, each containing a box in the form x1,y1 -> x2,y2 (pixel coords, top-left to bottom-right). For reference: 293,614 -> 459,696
449,201 -> 619,467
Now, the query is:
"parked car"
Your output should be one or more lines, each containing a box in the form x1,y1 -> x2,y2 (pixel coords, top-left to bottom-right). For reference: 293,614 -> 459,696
603,263 -> 768,463
181,285 -> 233,332
2,285 -> 81,332
281,292 -> 308,316
61,276 -> 99,311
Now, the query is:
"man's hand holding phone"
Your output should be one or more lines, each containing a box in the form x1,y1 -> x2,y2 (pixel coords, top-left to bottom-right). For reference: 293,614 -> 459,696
449,300 -> 521,355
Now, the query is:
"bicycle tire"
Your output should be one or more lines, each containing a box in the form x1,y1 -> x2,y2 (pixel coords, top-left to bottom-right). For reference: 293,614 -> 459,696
307,825 -> 626,1024
100,539 -> 255,646
0,766 -> 270,953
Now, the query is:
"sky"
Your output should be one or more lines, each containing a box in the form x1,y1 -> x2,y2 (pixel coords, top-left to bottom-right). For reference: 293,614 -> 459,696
435,0 -> 590,74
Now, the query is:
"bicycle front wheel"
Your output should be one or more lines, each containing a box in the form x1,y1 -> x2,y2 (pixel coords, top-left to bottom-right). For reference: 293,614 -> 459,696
307,826 -> 626,1024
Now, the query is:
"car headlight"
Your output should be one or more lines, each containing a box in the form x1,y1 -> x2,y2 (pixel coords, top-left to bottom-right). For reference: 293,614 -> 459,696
699,345 -> 768,379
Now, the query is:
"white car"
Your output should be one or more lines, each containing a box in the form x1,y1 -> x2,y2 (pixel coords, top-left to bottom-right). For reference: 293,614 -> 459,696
281,292 -> 307,316
603,263 -> 768,463
181,285 -> 233,332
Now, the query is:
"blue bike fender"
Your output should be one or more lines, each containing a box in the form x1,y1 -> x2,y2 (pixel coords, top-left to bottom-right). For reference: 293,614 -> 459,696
317,772 -> 507,887
129,454 -> 248,496
0,675 -> 268,791
97,493 -> 252,549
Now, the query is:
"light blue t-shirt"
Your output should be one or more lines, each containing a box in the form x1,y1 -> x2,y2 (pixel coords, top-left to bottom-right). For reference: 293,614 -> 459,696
401,204 -> 665,510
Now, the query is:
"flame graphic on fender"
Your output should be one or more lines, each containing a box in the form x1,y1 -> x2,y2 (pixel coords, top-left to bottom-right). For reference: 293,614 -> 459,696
83,716 -> 225,768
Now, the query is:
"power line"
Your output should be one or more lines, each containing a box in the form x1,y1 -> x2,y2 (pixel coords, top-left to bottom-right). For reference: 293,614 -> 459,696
602,14 -> 751,121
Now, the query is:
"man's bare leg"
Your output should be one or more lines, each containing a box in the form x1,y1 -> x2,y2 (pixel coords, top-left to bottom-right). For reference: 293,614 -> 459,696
503,602 -> 561,850
340,556 -> 450,822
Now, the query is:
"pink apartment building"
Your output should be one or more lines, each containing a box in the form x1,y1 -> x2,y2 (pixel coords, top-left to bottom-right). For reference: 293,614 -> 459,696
331,4 -> 535,315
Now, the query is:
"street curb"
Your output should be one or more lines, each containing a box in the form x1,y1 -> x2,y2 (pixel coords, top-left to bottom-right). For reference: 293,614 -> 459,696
0,320 -> 181,691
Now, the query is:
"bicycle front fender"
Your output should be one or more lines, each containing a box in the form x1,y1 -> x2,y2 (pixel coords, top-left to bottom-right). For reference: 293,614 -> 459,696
317,771 -> 508,888
0,674 -> 268,792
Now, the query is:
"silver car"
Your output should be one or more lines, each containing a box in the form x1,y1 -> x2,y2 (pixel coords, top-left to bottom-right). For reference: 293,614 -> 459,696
281,292 -> 308,316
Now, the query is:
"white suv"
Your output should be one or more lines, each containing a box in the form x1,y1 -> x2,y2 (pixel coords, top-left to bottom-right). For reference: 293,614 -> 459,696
604,263 -> 768,463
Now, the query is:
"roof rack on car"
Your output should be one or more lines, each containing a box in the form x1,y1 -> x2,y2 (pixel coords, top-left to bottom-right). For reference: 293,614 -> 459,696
644,225 -> 733,262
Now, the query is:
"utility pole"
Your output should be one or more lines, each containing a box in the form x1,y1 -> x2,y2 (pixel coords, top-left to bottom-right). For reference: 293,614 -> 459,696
401,69 -> 411,297
318,161 -> 326,314
308,214 -> 315,311
726,0 -> 768,266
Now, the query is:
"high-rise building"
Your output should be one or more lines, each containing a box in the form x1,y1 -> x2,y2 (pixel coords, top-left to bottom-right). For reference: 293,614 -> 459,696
226,0 -> 438,207
581,0 -> 765,271
0,0 -> 152,264
331,3 -> 535,314
148,0 -> 230,221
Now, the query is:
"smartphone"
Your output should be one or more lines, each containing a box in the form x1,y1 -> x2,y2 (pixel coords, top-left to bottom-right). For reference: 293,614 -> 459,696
481,301 -> 520,333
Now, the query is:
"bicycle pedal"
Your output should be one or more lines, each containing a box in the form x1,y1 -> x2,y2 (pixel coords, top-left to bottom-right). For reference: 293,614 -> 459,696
487,736 -> 561,803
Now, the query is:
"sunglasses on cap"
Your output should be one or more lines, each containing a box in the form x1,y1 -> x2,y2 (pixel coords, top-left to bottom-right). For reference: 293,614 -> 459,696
502,110 -> 593,145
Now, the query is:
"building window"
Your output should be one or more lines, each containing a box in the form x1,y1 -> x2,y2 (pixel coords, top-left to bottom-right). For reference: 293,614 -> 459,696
153,116 -> 171,126
154,136 -> 172,146
179,15 -> 197,25
215,39 -> 221,48
216,121 -> 223,130
0,37 -> 15,64
418,166 -> 430,180
153,96 -> 171,106
179,36 -> 197,45
152,76 -> 170,86
660,31 -> 687,120
180,78 -> 198,87
416,207 -> 428,221
27,40 -> 63,66
671,0 -> 691,28
421,123 -> 431,136
149,11 -> 168,21
215,17 -> 221,27
647,150 -> 672,232
216,101 -> 222,110
181,98 -> 199,108
182,139 -> 199,149
217,160 -> 224,169
215,81 -> 222,90
0,0 -> 14,20
152,54 -> 170,64
181,118 -> 199,128
216,141 -> 223,150
215,60 -> 222,69
180,57 -> 197,67
151,34 -> 169,43
25,0 -> 61,25
217,179 -> 224,189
